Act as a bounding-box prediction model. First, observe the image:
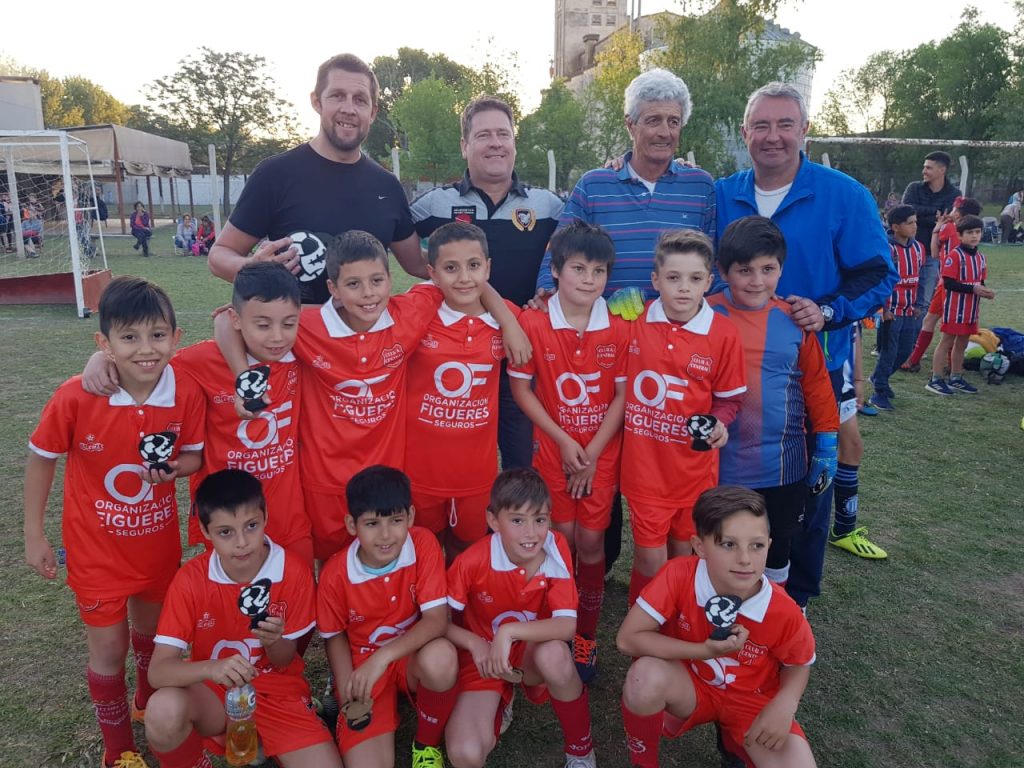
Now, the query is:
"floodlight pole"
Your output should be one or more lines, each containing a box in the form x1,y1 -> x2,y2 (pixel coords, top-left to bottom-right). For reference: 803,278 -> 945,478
547,149 -> 556,192
208,144 -> 221,234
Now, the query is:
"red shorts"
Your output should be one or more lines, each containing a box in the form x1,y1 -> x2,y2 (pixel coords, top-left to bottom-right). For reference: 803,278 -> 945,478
336,657 -> 412,753
627,498 -> 698,548
202,679 -> 331,758
928,282 -> 945,316
940,319 -> 979,336
663,666 -> 805,750
412,489 -> 490,543
74,572 -> 175,627
550,484 -> 617,531
454,645 -> 550,706
304,489 -> 353,562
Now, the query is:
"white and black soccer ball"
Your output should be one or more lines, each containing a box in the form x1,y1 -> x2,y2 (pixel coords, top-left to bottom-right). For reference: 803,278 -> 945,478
138,432 -> 176,463
704,594 -> 742,629
289,231 -> 328,282
238,578 -> 272,627
236,365 -> 271,400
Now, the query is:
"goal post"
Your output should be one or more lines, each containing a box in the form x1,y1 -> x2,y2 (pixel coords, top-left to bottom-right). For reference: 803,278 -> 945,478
0,130 -> 111,318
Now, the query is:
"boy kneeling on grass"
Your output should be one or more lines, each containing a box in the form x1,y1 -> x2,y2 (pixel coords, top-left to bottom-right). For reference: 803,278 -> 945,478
145,469 -> 340,768
617,486 -> 817,768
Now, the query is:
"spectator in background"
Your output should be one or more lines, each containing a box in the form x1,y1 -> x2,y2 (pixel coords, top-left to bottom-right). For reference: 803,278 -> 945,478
1000,200 -> 1020,244
174,213 -> 197,256
195,214 -> 215,256
0,192 -> 13,252
130,201 -> 153,257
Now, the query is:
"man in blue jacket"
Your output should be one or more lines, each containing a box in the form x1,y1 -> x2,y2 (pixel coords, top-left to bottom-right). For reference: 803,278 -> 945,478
716,82 -> 897,610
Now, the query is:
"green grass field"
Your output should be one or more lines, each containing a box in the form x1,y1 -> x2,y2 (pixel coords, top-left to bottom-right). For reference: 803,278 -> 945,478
1,226 -> 1022,767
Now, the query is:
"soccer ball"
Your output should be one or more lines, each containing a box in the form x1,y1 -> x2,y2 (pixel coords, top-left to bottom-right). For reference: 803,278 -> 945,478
289,231 -> 328,282
704,594 -> 742,628
138,432 -> 176,463
235,365 -> 270,400
238,578 -> 272,626
980,352 -> 1010,384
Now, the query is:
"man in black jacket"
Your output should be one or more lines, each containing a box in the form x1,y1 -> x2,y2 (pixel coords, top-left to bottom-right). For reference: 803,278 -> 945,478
901,151 -> 961,312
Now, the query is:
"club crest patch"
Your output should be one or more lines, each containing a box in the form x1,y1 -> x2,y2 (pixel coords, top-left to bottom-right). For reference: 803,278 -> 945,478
381,344 -> 405,369
687,353 -> 712,380
491,335 -> 505,361
452,206 -> 476,224
596,343 -> 617,369
511,208 -> 536,232
738,641 -> 768,666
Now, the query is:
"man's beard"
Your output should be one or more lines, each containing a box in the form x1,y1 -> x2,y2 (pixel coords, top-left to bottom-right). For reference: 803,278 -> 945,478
324,122 -> 368,154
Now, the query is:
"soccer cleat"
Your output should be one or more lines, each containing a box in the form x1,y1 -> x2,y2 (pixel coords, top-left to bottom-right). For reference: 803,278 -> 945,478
572,633 -> 598,684
857,402 -> 879,416
411,742 -> 445,768
900,362 -> 920,373
948,377 -> 978,394
499,689 -> 515,736
130,695 -> 145,724
925,378 -> 954,396
108,752 -> 148,768
868,393 -> 894,412
869,348 -> 880,357
565,751 -> 598,768
829,527 -> 888,559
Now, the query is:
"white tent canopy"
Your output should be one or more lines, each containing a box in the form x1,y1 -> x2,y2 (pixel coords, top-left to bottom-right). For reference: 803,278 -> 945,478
1,125 -> 192,179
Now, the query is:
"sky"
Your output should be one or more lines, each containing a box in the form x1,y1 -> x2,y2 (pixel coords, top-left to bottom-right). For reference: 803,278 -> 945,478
1,0 -> 1016,136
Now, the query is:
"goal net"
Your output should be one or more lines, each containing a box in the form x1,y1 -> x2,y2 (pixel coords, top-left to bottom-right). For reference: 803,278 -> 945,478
0,131 -> 110,317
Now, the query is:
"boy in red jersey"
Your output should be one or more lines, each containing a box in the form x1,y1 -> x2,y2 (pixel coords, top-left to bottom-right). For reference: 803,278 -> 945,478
24,276 -> 205,768
622,230 -> 747,605
405,222 -> 517,559
925,214 -> 996,396
509,220 -> 628,683
145,470 -> 339,768
618,486 -> 817,768
317,465 -> 457,768
83,263 -> 313,565
216,230 -> 527,561
903,197 -> 982,373
445,468 -> 596,768
707,216 -> 838,587
868,206 -> 925,411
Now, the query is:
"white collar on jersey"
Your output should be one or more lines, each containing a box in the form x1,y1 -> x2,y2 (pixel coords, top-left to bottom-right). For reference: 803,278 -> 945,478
207,536 -> 285,585
646,297 -> 714,336
246,351 -> 296,365
438,302 -> 500,329
548,292 -> 611,333
694,558 -> 772,623
319,299 -> 395,338
347,532 -> 417,584
107,364 -> 177,407
489,530 -> 572,580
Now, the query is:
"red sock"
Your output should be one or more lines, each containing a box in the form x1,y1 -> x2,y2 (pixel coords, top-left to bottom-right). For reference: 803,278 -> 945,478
87,667 -> 135,764
908,329 -> 934,365
151,728 -> 213,768
628,568 -> 653,607
621,701 -> 662,768
130,628 -> 156,709
551,687 -> 593,758
575,558 -> 605,637
415,684 -> 457,747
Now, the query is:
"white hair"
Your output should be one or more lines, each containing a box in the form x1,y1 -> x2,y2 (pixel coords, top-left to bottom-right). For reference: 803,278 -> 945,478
624,68 -> 692,126
743,82 -> 809,127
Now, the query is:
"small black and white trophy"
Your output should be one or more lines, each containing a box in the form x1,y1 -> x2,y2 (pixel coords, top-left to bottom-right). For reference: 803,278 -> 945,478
342,699 -> 373,731
238,577 -> 272,630
687,414 -> 718,452
138,431 -> 177,474
704,594 -> 743,641
235,365 -> 271,413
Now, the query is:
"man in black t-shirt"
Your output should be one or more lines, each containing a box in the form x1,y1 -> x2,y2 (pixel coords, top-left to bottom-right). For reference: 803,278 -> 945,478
209,54 -> 427,304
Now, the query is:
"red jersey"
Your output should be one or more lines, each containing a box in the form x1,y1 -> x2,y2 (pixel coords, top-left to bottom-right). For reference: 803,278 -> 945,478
508,295 -> 629,492
292,284 -> 442,495
155,538 -> 316,698
404,301 -> 514,496
637,556 -> 815,698
174,342 -> 308,547
938,221 -> 960,259
447,531 -> 578,642
621,300 -> 746,506
29,367 -> 204,599
316,527 -> 447,667
941,245 -> 987,327
888,238 -> 924,316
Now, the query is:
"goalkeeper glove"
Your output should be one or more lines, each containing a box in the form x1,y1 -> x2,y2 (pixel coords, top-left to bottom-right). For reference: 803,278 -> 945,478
607,286 -> 645,321
806,431 -> 838,496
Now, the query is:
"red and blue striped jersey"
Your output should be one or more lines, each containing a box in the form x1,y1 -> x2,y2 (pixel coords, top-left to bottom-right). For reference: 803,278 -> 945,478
887,237 -> 924,316
941,246 -> 987,327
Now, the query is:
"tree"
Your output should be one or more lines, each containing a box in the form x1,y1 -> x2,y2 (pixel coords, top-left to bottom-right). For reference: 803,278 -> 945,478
517,81 -> 595,191
582,29 -> 645,163
390,77 -> 464,184
148,48 -> 299,214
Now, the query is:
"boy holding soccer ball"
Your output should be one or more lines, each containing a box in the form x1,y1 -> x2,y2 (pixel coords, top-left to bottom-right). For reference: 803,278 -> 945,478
24,276 -> 205,768
617,486 -> 817,768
